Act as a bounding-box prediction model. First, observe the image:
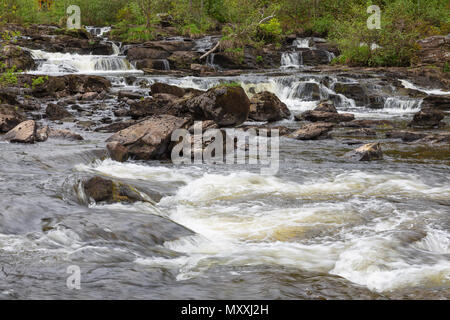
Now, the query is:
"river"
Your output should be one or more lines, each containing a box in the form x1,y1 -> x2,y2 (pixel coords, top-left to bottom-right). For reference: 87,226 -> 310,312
0,33 -> 449,299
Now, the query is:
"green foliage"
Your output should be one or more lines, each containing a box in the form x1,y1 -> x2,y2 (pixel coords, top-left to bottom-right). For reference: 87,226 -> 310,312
257,18 -> 283,43
31,75 -> 48,89
444,62 -> 450,73
0,64 -> 19,87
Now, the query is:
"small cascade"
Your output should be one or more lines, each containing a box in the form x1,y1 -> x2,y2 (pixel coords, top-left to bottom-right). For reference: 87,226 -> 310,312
383,97 -> 423,112
281,52 -> 301,69
206,53 -> 219,69
193,36 -> 219,53
162,59 -> 170,71
293,38 -> 312,49
86,26 -> 112,38
28,50 -> 137,74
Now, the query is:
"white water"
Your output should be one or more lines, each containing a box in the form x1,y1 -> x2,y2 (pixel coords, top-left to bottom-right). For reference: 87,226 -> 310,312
28,50 -> 140,75
293,38 -> 312,49
400,79 -> 450,96
281,52 -> 302,69
78,160 -> 450,292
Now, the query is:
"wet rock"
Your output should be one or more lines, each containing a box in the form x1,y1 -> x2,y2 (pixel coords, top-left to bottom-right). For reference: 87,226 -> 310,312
46,103 -> 73,121
118,90 -> 142,101
150,82 -> 185,98
302,49 -> 333,65
248,91 -> 291,122
240,125 -> 294,137
296,110 -> 354,123
0,88 -> 19,105
409,108 -> 445,128
36,126 -> 83,142
190,63 -> 215,75
352,142 -> 383,161
106,114 -> 192,161
81,92 -> 98,101
333,82 -> 368,106
422,94 -> 450,111
342,119 -> 394,129
345,128 -> 377,137
84,176 -> 151,204
417,132 -> 450,144
314,101 -> 337,113
95,120 -> 137,133
4,120 -> 36,143
0,104 -> 25,133
188,120 -> 219,134
48,128 -> 84,141
0,45 -> 35,71
288,122 -> 335,140
167,51 -> 199,70
24,74 -> 111,98
386,131 -> 427,142
185,85 -> 250,127
106,141 -> 130,162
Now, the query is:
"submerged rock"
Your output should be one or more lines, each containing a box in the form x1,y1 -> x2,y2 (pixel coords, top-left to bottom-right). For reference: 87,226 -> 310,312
352,142 -> 383,161
106,114 -> 192,161
248,91 -> 291,122
288,122 -> 335,140
4,120 -> 36,143
84,177 -> 148,204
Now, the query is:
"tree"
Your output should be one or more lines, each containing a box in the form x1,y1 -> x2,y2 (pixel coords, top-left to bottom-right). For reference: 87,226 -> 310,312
137,0 -> 153,28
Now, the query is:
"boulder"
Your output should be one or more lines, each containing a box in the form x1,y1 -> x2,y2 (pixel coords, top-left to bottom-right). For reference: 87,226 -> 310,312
302,49 -> 333,65
185,85 -> 250,127
167,51 -> 199,70
4,120 -> 36,143
352,142 -> 383,161
288,122 -> 335,140
248,91 -> 291,122
151,82 -> 185,98
333,83 -> 368,106
106,114 -> 192,161
314,101 -> 337,113
46,103 -> 73,121
84,176 -> 148,204
0,104 -> 25,133
296,102 -> 354,123
409,108 -> 445,128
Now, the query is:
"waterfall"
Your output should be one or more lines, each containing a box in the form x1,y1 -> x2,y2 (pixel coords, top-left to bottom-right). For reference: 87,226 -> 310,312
86,26 -> 112,38
383,97 -> 423,112
162,59 -> 170,71
281,52 -> 301,69
28,50 -> 138,75
293,38 -> 312,49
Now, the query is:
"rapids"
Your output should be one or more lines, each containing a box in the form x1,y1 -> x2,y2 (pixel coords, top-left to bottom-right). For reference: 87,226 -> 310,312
0,34 -> 449,299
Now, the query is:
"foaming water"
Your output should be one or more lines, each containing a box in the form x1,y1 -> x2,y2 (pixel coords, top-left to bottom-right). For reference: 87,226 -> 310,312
400,79 -> 450,96
81,160 -> 450,293
28,50 -> 141,75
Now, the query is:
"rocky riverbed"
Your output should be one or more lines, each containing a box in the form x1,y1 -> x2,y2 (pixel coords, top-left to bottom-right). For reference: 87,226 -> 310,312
0,24 -> 449,299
